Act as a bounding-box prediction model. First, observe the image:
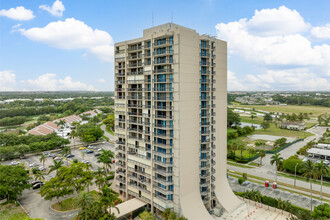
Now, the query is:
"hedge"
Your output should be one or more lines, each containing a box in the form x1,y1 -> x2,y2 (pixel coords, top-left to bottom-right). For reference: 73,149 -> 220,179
266,139 -> 304,154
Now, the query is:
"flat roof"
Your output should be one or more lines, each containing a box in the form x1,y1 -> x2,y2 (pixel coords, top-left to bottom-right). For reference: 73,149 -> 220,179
113,198 -> 147,218
307,148 -> 330,157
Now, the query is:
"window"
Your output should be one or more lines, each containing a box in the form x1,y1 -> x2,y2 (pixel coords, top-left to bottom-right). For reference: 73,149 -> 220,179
169,37 -> 173,44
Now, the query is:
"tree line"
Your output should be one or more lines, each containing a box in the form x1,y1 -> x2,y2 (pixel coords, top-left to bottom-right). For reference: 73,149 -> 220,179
272,94 -> 330,107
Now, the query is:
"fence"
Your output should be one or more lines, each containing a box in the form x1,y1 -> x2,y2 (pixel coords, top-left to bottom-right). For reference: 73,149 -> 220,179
266,139 -> 304,154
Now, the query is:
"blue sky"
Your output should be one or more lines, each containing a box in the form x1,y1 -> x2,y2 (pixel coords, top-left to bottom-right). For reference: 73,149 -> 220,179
1,0 -> 330,91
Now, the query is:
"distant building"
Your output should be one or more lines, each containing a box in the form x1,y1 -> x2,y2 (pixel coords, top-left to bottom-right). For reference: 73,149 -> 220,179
307,148 -> 330,160
80,109 -> 102,118
317,143 -> 330,149
280,121 -> 306,131
27,121 -> 59,136
54,115 -> 83,127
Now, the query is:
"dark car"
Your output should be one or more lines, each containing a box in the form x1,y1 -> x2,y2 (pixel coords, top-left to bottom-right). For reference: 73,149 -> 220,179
86,150 -> 94,154
31,181 -> 43,185
94,153 -> 101,157
32,182 -> 44,190
66,154 -> 75,158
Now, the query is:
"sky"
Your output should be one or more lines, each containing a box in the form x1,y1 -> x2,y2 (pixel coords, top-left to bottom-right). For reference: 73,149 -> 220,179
0,0 -> 330,91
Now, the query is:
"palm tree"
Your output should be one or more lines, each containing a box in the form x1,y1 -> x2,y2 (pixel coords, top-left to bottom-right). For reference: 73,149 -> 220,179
168,212 -> 177,220
94,167 -> 107,188
99,184 -> 119,215
81,151 -> 85,160
97,149 -> 114,174
69,130 -> 77,148
33,171 -> 44,181
62,146 -> 71,157
39,154 -> 46,167
270,153 -> 283,183
255,140 -> 266,150
315,160 -> 329,203
162,208 -> 172,220
300,160 -> 318,213
139,211 -> 156,220
48,159 -> 64,176
75,191 -> 94,210
247,148 -> 255,158
237,141 -> 245,158
258,150 -> 266,166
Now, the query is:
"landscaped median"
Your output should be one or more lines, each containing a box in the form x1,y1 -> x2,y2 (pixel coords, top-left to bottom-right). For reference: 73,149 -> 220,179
0,202 -> 29,220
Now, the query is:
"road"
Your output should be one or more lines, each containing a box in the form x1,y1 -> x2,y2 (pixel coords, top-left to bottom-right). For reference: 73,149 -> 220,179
100,124 -> 117,142
228,126 -> 330,195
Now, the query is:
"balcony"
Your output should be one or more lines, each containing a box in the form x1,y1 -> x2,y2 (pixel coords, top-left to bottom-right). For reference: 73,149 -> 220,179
127,112 -> 142,116
153,69 -> 173,74
116,176 -> 126,184
127,63 -> 143,68
153,160 -> 173,167
128,190 -> 151,203
200,105 -> 210,109
128,183 -> 151,194
200,53 -> 210,57
153,141 -> 173,149
116,140 -> 125,145
127,46 -> 142,52
127,71 -> 144,75
200,164 -> 210,169
127,174 -> 150,185
200,182 -> 209,187
154,59 -> 173,65
127,104 -> 143,108
200,113 -> 210,118
200,189 -> 210,196
200,70 -> 210,75
153,105 -> 173,110
200,147 -> 210,152
153,87 -> 173,92
200,156 -> 210,161
153,123 -> 173,129
153,177 -> 173,186
200,44 -> 210,49
115,80 -> 125,85
153,78 -> 173,83
154,168 -> 173,176
153,150 -> 173,158
115,72 -> 125,76
127,54 -> 143,59
153,40 -> 172,47
127,167 -> 151,178
200,172 -> 210,178
200,79 -> 210,84
116,184 -> 126,190
153,50 -> 173,56
153,96 -> 173,101
154,185 -> 173,195
200,122 -> 210,126
127,120 -> 143,125
200,61 -> 210,66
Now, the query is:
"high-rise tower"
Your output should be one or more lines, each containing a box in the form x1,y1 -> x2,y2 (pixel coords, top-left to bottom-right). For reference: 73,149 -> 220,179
114,23 -> 243,219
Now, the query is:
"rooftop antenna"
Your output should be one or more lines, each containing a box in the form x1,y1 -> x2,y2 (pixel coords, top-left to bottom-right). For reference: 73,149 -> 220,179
152,13 -> 154,27
171,11 -> 173,23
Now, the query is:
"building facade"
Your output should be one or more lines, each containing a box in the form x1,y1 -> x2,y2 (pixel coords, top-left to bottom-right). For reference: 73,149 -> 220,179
114,23 -> 242,219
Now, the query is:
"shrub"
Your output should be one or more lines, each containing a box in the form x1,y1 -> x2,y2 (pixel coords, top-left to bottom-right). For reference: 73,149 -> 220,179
283,159 -> 304,175
238,178 -> 244,185
312,203 -> 330,219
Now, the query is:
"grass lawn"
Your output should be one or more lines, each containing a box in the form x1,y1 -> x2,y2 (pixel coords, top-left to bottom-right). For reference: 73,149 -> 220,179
233,150 -> 257,159
0,202 -> 29,220
52,190 -> 100,212
239,116 -> 314,139
230,104 -> 330,118
227,161 -> 255,168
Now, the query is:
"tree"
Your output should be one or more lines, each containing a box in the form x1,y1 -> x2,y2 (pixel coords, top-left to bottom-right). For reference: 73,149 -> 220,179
33,171 -> 45,181
76,123 -> 104,142
40,154 -> 46,167
75,191 -> 94,210
264,113 -> 273,123
94,167 -> 107,188
77,201 -> 116,220
48,159 -> 64,176
261,121 -> 270,130
62,146 -> 71,157
236,141 -> 245,158
97,149 -> 115,174
99,184 -> 119,215
103,114 -> 115,131
69,130 -> 77,148
0,164 -> 31,201
139,211 -> 156,220
255,140 -> 266,150
247,148 -> 255,158
162,208 -> 172,220
250,114 -> 256,120
300,160 -> 318,213
227,109 -> 241,127
258,150 -> 266,166
55,119 -> 66,138
315,160 -> 329,203
270,153 -> 283,183
81,151 -> 85,160
312,203 -> 330,219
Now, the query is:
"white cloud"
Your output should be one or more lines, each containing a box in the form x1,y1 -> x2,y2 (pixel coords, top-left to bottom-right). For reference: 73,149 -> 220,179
311,24 -> 330,40
21,73 -> 95,91
20,18 -> 114,62
246,6 -> 310,36
98,78 -> 106,83
227,71 -> 247,91
0,70 -> 16,91
0,6 -> 35,21
245,69 -> 330,91
215,5 -> 330,91
11,24 -> 22,29
39,0 -> 65,17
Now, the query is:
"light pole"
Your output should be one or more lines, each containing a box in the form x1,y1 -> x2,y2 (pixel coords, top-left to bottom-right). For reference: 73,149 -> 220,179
294,163 -> 299,187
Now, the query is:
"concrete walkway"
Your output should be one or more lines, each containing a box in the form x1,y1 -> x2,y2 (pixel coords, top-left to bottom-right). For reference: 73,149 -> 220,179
101,124 -> 117,142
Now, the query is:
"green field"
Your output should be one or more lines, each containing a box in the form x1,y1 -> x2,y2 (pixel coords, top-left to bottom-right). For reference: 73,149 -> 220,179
240,116 -> 314,138
230,104 -> 330,117
0,203 -> 29,220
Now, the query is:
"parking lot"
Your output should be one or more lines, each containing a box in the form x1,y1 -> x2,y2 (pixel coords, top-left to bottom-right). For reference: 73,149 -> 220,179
2,142 -> 115,220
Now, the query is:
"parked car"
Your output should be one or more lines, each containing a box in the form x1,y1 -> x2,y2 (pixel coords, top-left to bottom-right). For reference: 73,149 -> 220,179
94,153 -> 101,157
82,160 -> 90,164
10,161 -> 20,166
85,150 -> 94,154
29,163 -> 38,167
79,147 -> 86,150
66,154 -> 75,158
324,160 -> 330,165
54,157 -> 62,161
31,180 -> 43,185
38,166 -> 46,171
32,182 -> 44,190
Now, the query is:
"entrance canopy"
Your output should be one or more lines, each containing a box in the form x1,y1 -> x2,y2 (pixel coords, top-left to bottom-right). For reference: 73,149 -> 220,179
113,198 -> 147,219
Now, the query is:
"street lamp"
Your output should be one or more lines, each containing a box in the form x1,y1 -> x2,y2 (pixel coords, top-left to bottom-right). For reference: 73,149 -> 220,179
294,163 -> 299,187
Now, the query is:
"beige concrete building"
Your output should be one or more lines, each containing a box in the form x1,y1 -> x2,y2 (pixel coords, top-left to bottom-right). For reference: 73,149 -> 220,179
114,23 -> 243,219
